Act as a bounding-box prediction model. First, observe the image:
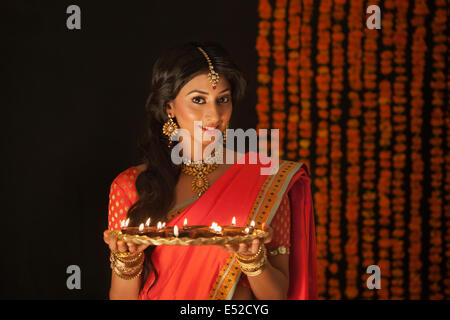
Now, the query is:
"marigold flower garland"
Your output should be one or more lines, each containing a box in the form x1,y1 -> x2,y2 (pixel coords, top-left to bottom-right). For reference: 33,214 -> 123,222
389,0 -> 409,300
361,0 -> 379,300
428,0 -> 446,300
344,0 -> 363,300
315,0 -> 332,299
256,0 -> 272,156
408,0 -> 428,299
286,0 -> 300,160
329,0 -> 345,300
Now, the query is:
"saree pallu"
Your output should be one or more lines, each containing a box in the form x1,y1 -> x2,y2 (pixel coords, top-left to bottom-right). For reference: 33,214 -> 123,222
108,151 -> 318,300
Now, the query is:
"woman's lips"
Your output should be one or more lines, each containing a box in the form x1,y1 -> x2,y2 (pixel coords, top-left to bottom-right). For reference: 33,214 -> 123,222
199,125 -> 219,133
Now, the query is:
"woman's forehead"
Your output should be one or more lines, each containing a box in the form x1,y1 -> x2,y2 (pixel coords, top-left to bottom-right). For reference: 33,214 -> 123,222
181,74 -> 230,96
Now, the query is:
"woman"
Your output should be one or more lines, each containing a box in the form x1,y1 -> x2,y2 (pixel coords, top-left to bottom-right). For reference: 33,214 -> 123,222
103,41 -> 318,300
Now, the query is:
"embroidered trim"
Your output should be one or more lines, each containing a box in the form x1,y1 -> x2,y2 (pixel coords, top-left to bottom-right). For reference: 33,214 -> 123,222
209,160 -> 302,300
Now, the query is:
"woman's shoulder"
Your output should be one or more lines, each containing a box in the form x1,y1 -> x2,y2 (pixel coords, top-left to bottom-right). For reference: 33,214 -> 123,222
111,165 -> 142,191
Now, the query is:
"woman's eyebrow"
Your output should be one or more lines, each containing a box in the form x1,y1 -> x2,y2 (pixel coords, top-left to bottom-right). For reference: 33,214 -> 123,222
186,88 -> 230,96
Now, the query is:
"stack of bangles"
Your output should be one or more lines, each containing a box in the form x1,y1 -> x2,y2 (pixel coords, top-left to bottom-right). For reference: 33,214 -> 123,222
235,244 -> 267,277
110,251 -> 144,280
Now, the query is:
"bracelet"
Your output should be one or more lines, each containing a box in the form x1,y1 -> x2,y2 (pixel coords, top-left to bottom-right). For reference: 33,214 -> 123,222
114,251 -> 144,264
113,265 -> 143,280
238,254 -> 267,272
268,246 -> 290,256
110,252 -> 144,280
235,245 -> 263,263
243,263 -> 267,277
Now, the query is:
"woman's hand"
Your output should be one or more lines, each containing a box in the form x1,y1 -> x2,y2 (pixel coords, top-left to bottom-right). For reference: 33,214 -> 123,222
103,230 -> 151,254
219,223 -> 273,257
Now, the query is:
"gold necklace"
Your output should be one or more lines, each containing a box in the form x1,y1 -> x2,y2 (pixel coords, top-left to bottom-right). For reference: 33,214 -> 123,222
181,155 -> 219,197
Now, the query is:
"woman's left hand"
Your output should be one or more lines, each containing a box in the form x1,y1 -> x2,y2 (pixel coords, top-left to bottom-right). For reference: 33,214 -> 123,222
219,223 -> 273,258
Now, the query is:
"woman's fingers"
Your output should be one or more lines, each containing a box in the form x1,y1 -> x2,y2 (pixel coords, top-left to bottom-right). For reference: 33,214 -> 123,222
117,240 -> 128,253
126,242 -> 137,253
262,224 -> 273,244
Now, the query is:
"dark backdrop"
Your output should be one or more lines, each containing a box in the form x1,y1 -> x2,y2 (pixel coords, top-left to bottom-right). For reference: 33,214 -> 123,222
3,1 -> 258,299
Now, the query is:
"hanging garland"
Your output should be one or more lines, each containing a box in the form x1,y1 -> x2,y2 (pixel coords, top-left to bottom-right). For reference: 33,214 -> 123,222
377,0 -> 394,300
286,0 -> 300,160
344,0 -> 363,300
361,0 -> 379,300
428,0 -> 446,300
329,0 -> 345,300
408,0 -> 428,300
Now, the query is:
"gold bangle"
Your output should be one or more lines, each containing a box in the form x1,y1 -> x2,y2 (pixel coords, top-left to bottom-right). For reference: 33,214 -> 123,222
113,265 -> 143,280
114,262 -> 143,276
243,263 -> 266,277
114,251 -> 143,263
235,245 -> 263,262
238,255 -> 267,272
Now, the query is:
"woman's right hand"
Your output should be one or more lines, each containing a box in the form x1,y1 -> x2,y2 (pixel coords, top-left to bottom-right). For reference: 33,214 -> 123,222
103,230 -> 151,254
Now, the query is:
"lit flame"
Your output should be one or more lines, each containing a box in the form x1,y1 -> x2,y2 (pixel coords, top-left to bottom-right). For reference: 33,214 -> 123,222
174,225 -> 179,237
216,226 -> 222,233
145,218 -> 151,227
232,217 -> 236,226
162,222 -> 166,228
139,223 -> 144,232
157,221 -> 162,230
184,218 -> 188,226
120,220 -> 125,228
244,227 -> 249,234
250,220 -> 255,228
125,218 -> 130,227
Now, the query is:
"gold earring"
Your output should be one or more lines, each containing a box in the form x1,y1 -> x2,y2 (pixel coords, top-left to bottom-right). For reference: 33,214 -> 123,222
162,113 -> 179,148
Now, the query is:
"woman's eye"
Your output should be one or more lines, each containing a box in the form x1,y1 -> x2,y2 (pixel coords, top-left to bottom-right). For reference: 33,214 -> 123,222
219,96 -> 231,103
192,97 -> 206,104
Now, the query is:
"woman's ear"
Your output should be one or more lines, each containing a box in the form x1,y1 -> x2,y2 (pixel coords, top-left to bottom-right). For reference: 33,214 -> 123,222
166,102 -> 175,116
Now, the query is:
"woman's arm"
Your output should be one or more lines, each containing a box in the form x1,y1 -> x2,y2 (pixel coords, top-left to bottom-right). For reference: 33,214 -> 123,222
104,232 -> 149,300
223,225 -> 290,300
245,250 -> 289,300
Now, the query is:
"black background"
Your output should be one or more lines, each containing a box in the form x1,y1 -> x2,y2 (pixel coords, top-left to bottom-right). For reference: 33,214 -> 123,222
3,1 -> 258,299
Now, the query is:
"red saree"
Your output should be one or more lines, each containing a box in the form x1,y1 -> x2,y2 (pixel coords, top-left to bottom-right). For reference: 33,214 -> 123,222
107,151 -> 318,300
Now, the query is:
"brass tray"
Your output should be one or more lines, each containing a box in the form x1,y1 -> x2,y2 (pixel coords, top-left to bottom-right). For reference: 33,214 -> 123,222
107,229 -> 270,246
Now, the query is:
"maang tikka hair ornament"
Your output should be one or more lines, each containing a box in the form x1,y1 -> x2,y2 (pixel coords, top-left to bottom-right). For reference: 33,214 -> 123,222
197,47 -> 220,89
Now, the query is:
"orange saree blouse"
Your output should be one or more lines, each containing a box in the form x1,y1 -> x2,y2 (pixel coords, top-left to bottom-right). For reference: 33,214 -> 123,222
107,151 -> 318,299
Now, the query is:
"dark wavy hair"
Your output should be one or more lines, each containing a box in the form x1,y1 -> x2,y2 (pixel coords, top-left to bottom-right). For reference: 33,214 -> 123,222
127,41 -> 248,296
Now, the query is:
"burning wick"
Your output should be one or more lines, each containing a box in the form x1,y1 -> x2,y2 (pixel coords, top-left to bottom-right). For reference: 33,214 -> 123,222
250,220 -> 255,228
139,223 -> 144,233
232,217 -> 236,226
244,227 -> 250,234
157,221 -> 162,230
184,218 -> 188,227
145,218 -> 151,227
125,218 -> 130,227
162,222 -> 166,228
174,225 -> 179,237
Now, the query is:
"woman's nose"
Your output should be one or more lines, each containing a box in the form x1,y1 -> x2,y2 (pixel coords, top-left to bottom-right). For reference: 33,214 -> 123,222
203,102 -> 221,125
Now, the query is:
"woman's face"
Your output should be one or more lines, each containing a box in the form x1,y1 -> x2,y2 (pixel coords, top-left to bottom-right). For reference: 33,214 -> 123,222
166,73 -> 232,152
